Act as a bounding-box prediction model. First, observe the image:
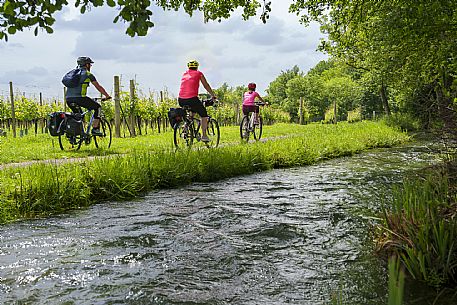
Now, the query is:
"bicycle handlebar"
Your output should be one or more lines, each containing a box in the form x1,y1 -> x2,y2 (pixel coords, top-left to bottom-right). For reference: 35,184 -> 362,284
255,102 -> 267,106
202,98 -> 219,108
93,97 -> 112,102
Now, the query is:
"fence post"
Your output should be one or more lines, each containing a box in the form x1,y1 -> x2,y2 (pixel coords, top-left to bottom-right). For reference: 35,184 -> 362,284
157,91 -> 163,133
9,81 -> 16,138
129,79 -> 136,137
114,76 -> 121,138
235,103 -> 239,125
333,100 -> 337,124
63,87 -> 67,112
299,97 -> 304,125
39,92 -> 44,133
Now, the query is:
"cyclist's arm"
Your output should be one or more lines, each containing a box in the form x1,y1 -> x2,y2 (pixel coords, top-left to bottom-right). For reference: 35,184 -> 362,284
200,75 -> 216,98
257,95 -> 265,103
92,81 -> 112,99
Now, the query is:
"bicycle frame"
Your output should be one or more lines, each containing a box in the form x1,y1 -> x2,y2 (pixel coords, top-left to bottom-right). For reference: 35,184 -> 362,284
240,102 -> 265,141
58,97 -> 112,150
173,98 -> 220,148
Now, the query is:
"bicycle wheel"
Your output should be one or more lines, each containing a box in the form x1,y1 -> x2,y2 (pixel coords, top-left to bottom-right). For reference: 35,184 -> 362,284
94,118 -> 112,149
253,116 -> 263,141
206,118 -> 220,148
174,120 -> 193,149
58,120 -> 83,150
240,115 -> 250,142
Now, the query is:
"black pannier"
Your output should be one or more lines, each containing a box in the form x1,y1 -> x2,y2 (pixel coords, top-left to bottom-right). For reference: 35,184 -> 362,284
47,111 -> 66,136
64,113 -> 83,136
168,107 -> 186,128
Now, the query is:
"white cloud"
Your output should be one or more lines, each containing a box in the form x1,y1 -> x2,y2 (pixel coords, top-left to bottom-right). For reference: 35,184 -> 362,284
0,2 -> 327,100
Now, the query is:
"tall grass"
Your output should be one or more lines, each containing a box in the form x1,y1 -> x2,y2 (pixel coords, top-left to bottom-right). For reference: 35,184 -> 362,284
376,163 -> 457,288
0,121 -> 409,223
388,256 -> 405,305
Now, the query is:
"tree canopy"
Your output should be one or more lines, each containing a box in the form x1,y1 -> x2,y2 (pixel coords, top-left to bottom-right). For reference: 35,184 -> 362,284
0,0 -> 272,41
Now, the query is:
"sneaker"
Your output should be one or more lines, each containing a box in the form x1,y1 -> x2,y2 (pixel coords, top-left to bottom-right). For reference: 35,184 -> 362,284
201,135 -> 211,142
91,128 -> 103,136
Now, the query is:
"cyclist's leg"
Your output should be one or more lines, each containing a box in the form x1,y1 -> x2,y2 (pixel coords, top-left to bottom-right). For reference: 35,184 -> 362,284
66,97 -> 83,114
76,97 -> 101,128
254,105 -> 260,124
243,105 -> 257,125
181,97 -> 208,138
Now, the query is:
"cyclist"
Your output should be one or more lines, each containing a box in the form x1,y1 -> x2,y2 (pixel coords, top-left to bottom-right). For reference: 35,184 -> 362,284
65,56 -> 111,135
178,60 -> 217,142
242,82 -> 266,125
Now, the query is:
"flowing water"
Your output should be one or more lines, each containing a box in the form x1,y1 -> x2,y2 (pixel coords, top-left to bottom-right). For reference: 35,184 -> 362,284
0,142 -> 455,304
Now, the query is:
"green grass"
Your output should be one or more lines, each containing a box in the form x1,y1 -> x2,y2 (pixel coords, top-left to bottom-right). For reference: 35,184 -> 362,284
0,123 -> 309,164
0,121 -> 409,223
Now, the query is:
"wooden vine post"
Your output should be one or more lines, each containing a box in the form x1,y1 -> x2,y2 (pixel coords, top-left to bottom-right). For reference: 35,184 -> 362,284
114,76 -> 121,138
158,91 -> 163,133
129,79 -> 136,137
9,82 -> 16,138
63,87 -> 67,112
299,97 -> 304,125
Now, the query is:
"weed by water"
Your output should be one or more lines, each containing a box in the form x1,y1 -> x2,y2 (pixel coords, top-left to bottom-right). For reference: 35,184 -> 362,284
376,163 -> 457,288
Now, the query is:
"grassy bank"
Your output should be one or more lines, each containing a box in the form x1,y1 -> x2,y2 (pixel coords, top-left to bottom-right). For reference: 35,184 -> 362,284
0,121 -> 409,224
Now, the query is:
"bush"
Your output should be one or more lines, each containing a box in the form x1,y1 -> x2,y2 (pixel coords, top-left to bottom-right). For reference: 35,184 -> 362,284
381,112 -> 420,132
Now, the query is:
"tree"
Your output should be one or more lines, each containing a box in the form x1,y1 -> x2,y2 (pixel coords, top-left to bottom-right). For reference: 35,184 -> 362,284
266,66 -> 301,111
0,0 -> 272,41
284,75 -> 307,120
290,0 -> 457,130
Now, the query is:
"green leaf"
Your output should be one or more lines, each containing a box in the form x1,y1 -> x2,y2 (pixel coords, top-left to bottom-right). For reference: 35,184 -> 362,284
126,27 -> 135,37
7,26 -> 16,35
107,0 -> 116,7
44,17 -> 55,26
4,1 -> 15,15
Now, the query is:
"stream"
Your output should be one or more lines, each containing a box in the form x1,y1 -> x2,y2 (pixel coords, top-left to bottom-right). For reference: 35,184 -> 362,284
1,141 -> 453,304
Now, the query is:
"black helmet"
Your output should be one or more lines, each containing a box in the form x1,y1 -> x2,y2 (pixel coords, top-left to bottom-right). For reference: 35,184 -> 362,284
77,56 -> 94,67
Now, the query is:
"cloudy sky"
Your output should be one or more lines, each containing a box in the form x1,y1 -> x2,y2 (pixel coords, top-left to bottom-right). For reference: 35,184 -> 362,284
0,1 -> 327,101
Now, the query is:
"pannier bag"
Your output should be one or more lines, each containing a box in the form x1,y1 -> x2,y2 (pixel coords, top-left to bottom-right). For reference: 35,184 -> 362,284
62,68 -> 82,88
168,107 -> 186,128
47,112 -> 66,136
64,113 -> 83,136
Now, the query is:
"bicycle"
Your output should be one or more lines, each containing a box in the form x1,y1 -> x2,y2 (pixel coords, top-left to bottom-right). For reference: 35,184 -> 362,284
173,98 -> 220,149
58,97 -> 112,151
240,101 -> 266,142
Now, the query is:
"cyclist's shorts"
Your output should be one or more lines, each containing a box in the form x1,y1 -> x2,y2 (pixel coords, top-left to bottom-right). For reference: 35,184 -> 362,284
66,97 -> 101,117
242,105 -> 259,116
178,96 -> 208,117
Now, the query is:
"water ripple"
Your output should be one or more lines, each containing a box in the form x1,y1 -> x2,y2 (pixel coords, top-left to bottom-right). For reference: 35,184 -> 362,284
0,143 -> 446,304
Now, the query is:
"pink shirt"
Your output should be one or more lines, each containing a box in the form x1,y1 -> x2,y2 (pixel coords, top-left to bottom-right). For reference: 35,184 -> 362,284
243,91 -> 260,106
179,70 -> 203,99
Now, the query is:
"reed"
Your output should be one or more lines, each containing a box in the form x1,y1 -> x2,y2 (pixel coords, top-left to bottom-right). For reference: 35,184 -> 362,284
376,163 -> 457,288
0,121 -> 409,223
388,256 -> 405,305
